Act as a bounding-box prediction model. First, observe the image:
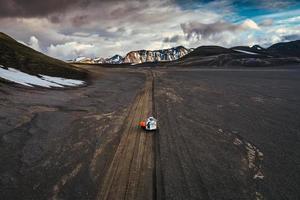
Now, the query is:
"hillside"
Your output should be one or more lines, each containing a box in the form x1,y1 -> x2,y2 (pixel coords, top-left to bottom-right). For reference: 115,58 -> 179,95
267,40 -> 300,57
183,46 -> 234,58
0,32 -> 87,79
165,42 -> 300,67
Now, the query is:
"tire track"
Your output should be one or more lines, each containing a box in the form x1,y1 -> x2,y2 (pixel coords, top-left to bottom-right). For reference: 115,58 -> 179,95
153,70 -> 210,200
97,71 -> 155,200
152,71 -> 164,200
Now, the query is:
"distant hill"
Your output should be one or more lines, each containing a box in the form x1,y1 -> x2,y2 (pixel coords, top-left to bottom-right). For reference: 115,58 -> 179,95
164,41 -> 300,67
182,46 -> 234,58
230,45 -> 270,56
267,40 -> 300,57
0,32 -> 87,79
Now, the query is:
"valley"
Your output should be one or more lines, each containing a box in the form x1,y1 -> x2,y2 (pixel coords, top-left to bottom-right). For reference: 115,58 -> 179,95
1,65 -> 300,199
1,0 -> 300,199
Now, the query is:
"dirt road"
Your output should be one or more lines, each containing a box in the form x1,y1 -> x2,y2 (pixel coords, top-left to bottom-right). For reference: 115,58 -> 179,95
97,71 -> 156,200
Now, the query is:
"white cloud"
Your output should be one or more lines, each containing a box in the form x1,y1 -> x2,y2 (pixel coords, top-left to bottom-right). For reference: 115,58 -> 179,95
0,0 -> 299,60
47,42 -> 96,60
259,19 -> 273,26
278,16 -> 300,24
180,19 -> 260,47
0,0 -> 226,59
241,19 -> 260,30
28,36 -> 41,51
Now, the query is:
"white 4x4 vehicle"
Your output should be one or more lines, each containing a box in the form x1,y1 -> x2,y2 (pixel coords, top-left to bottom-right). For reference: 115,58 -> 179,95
140,117 -> 157,131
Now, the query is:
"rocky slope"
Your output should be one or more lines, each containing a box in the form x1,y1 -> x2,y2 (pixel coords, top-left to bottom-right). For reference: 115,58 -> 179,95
74,46 -> 191,64
123,46 -> 190,64
105,54 -> 123,64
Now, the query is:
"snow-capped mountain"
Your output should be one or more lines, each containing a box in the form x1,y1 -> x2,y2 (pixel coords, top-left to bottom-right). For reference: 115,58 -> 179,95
123,46 -> 190,64
74,54 -> 123,64
73,46 -> 191,64
105,55 -> 123,64
251,45 -> 264,51
93,57 -> 105,63
74,56 -> 92,63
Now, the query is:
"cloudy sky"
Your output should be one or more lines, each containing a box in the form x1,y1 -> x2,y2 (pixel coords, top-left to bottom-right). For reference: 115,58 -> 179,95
0,0 -> 299,60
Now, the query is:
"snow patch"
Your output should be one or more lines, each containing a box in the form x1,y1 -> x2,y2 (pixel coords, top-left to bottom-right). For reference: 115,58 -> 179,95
234,49 -> 259,55
75,57 -> 87,62
40,75 -> 84,86
0,65 -> 85,88
255,46 -> 262,50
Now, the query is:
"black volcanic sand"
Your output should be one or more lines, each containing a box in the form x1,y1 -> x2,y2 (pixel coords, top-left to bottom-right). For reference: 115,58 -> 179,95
154,68 -> 300,200
0,66 -> 146,199
1,65 -> 300,200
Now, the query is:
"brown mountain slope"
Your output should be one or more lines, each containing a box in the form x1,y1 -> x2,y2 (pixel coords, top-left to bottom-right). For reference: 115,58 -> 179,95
0,32 -> 87,79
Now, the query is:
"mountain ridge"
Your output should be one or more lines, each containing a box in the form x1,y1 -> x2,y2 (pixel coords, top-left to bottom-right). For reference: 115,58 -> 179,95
73,46 -> 192,64
166,40 -> 300,67
73,40 -> 300,66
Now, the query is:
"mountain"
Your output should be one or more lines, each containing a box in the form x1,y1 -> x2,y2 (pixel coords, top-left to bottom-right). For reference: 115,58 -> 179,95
73,46 -> 191,64
230,45 -> 271,57
74,56 -> 94,63
105,55 -> 123,64
252,45 -> 265,51
164,42 -> 300,67
72,40 -> 300,67
93,57 -> 106,63
0,32 -> 87,79
123,46 -> 190,64
267,40 -> 300,57
183,46 -> 234,58
75,54 -> 123,64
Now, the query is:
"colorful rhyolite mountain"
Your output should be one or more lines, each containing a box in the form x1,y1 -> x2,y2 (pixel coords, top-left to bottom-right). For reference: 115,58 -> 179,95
74,46 -> 192,64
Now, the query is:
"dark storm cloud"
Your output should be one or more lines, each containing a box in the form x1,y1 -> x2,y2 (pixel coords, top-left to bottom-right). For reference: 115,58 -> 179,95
0,0 -> 152,19
163,35 -> 181,43
0,0 -> 297,19
0,0 -> 298,60
180,20 -> 256,39
49,15 -> 62,24
0,0 -> 173,31
0,0 -> 92,18
71,15 -> 90,27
